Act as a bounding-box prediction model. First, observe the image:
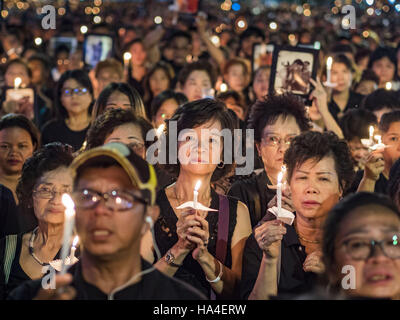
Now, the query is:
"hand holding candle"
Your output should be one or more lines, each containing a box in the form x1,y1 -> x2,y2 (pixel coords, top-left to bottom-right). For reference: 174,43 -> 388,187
61,194 -> 76,275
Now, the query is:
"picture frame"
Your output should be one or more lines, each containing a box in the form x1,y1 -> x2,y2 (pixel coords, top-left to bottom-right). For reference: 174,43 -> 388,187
268,45 -> 319,98
252,42 -> 274,72
83,33 -> 114,69
48,36 -> 78,57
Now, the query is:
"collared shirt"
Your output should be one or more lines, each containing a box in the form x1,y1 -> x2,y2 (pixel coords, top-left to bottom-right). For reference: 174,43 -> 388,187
328,90 -> 364,122
240,212 -> 318,299
8,259 -> 206,300
228,169 -> 276,228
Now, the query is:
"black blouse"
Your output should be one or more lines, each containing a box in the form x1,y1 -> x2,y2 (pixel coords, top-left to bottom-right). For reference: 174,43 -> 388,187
154,187 -> 238,298
240,213 -> 318,300
328,90 -> 364,122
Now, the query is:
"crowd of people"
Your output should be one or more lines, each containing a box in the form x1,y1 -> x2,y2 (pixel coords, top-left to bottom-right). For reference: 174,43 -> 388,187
0,1 -> 400,301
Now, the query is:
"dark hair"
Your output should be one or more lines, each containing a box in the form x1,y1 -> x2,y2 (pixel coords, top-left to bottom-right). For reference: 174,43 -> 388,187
123,38 -> 145,55
5,58 -> 32,79
0,114 -> 40,150
357,69 -> 379,84
388,158 -> 400,207
379,110 -> 400,133
94,58 -> 123,79
177,60 -> 217,88
323,192 -> 400,269
55,44 -> 70,57
216,90 -> 247,117
330,43 -> 355,56
143,61 -> 175,105
339,109 -> 377,141
361,89 -> 400,113
284,131 -> 355,193
223,58 -> 249,76
16,142 -> 74,210
331,54 -> 354,73
247,93 -> 311,143
86,108 -> 153,150
150,90 -> 188,121
55,69 -> 94,120
91,82 -> 146,120
355,48 -> 371,65
239,26 -> 265,44
368,47 -> 397,75
169,30 -> 192,43
163,98 -> 238,182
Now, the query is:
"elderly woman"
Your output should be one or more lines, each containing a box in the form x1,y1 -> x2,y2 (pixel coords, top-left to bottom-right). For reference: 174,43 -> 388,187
228,93 -> 311,228
0,143 -> 74,299
240,131 -> 355,299
141,99 -> 252,299
323,192 -> 400,299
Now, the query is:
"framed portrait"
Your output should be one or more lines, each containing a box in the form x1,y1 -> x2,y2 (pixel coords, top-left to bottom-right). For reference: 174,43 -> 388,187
252,43 -> 274,72
48,36 -> 78,57
269,46 -> 319,98
83,34 -> 114,69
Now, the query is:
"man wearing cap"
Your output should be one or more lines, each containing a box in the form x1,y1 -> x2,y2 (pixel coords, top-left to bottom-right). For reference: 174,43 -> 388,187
8,143 -> 205,300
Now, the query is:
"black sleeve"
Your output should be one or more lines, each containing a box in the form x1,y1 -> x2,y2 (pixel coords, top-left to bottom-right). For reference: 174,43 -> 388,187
228,181 -> 255,225
346,170 -> 363,195
0,187 -> 19,239
7,279 -> 42,300
240,233 -> 263,300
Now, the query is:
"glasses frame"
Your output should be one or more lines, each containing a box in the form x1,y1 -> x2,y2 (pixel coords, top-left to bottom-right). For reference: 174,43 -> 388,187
62,87 -> 89,97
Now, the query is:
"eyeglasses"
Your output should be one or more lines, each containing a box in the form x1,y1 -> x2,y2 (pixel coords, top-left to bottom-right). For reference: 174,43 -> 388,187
341,235 -> 400,260
261,135 -> 294,148
62,87 -> 88,97
72,188 -> 148,211
33,187 -> 72,199
126,142 -> 145,155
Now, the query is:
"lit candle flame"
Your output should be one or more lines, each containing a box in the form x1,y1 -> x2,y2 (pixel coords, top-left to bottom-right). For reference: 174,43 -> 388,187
194,180 -> 201,192
62,193 -> 75,218
123,52 -> 131,62
156,123 -> 165,137
326,56 -> 333,69
72,235 -> 79,247
386,82 -> 392,90
369,126 -> 374,139
14,77 -> 22,89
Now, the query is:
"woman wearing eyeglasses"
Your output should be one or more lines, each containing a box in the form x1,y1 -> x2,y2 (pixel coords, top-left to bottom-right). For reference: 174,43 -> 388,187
322,192 -> 400,299
228,93 -> 311,228
0,143 -> 74,299
41,70 -> 94,151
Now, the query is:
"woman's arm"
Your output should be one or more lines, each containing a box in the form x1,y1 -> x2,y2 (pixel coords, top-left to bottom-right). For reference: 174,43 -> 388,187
248,253 -> 278,300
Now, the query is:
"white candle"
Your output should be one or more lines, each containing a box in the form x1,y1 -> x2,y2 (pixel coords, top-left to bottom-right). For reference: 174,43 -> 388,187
156,123 -> 165,138
193,180 -> 201,210
123,52 -> 131,69
70,235 -> 79,262
369,126 -> 374,146
326,57 -> 333,84
61,194 -> 76,274
14,77 -> 22,89
386,82 -> 392,90
277,171 -> 283,214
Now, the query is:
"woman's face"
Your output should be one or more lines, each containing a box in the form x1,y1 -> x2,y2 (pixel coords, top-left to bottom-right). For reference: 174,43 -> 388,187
129,42 -> 147,66
331,62 -> 352,93
290,156 -> 342,220
372,57 -> 396,86
178,119 -> 223,177
149,69 -> 170,97
253,69 -> 270,101
257,115 -> 301,175
96,68 -> 122,94
348,138 -> 369,166
154,98 -> 178,128
61,79 -> 93,117
33,166 -> 73,225
355,80 -> 377,96
182,70 -> 212,102
382,121 -> 400,169
332,206 -> 400,299
27,60 -> 45,85
225,64 -> 248,93
105,91 -> 133,111
104,123 -> 145,159
0,127 -> 34,175
5,63 -> 30,88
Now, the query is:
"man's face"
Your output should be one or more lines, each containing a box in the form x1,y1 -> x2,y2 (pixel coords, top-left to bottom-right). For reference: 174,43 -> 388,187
241,35 -> 263,58
383,121 -> 400,168
171,36 -> 192,67
75,166 -> 146,260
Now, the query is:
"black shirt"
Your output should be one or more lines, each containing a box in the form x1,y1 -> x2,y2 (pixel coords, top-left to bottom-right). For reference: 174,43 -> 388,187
347,170 -> 389,195
328,91 -> 364,122
240,213 -> 318,300
228,170 -> 276,228
41,119 -> 89,151
0,185 -> 19,240
8,259 -> 206,300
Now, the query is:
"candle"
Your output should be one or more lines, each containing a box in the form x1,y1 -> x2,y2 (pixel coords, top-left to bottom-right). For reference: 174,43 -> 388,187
326,57 -> 333,84
369,126 -> 374,145
123,52 -> 131,69
14,77 -> 22,89
70,235 -> 79,262
156,123 -> 165,138
277,172 -> 283,215
193,180 -> 201,210
386,82 -> 392,90
61,194 -> 76,275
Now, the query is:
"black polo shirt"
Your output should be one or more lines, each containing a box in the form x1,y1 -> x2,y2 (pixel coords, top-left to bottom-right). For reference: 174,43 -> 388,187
228,170 -> 276,228
240,213 -> 318,300
328,91 -> 364,122
8,259 -> 206,300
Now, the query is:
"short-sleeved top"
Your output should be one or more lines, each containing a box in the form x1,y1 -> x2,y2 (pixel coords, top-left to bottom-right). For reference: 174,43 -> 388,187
41,119 -> 89,151
328,91 -> 364,122
154,187 -> 238,299
347,170 -> 389,195
228,170 -> 276,228
240,213 -> 318,300
8,259 -> 206,300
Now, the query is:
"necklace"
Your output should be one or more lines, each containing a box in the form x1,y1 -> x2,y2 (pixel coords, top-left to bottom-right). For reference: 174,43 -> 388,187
29,227 -> 49,266
294,224 -> 321,244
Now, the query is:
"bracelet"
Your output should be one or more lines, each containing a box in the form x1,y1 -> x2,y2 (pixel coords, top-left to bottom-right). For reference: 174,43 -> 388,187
206,261 -> 223,283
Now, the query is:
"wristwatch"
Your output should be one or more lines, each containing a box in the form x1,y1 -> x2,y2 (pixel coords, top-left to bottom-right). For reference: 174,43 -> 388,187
165,249 -> 182,268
